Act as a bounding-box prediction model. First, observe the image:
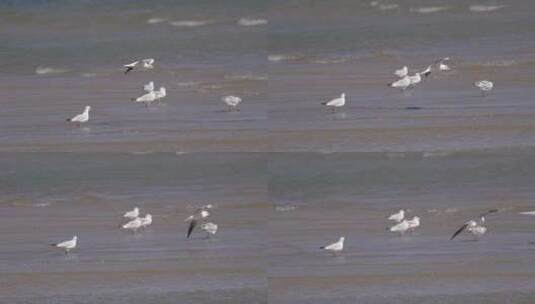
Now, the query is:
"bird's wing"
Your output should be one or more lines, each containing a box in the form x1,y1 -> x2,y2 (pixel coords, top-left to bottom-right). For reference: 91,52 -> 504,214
187,219 -> 197,238
124,61 -> 139,67
70,113 -> 83,122
450,223 -> 469,240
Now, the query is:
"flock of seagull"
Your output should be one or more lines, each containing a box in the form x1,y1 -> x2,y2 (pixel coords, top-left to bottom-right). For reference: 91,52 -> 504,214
51,204 -> 218,254
65,56 -> 494,124
65,58 -> 243,124
320,208 -> 500,254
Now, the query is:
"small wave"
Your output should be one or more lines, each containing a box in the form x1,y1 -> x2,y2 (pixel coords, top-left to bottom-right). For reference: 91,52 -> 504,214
410,6 -> 449,14
369,1 -> 380,7
275,205 -> 296,212
130,151 -> 153,155
224,73 -> 268,81
177,81 -> 200,87
33,202 -> 51,208
379,4 -> 400,10
169,20 -> 209,27
35,66 -> 69,75
81,73 -> 97,78
386,152 -> 409,159
147,17 -> 167,24
422,151 -> 453,158
311,57 -> 350,64
480,59 -> 516,67
267,54 -> 302,62
469,5 -> 505,12
238,18 -> 268,26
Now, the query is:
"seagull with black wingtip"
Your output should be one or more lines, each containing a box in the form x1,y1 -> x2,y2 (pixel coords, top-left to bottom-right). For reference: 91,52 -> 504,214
450,209 -> 498,241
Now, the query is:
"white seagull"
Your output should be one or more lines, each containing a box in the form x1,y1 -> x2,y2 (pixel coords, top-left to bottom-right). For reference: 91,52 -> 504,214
51,235 -> 77,254
437,57 -> 451,71
320,236 -> 345,253
389,220 -> 410,235
132,91 -> 157,106
394,66 -> 409,78
200,222 -> 218,237
321,93 -> 346,112
66,106 -> 90,125
474,80 -> 493,95
140,214 -> 153,228
450,209 -> 498,240
123,207 -> 139,219
123,58 -> 155,74
222,95 -> 242,111
388,209 -> 405,222
122,217 -> 143,232
389,76 -> 411,90
144,81 -> 155,92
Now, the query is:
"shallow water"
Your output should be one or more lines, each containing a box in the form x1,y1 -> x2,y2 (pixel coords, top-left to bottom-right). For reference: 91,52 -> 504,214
2,0 -> 535,303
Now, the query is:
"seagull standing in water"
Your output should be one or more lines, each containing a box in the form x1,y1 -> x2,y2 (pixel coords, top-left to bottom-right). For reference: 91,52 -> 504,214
51,236 -> 77,254
122,217 -> 143,232
132,91 -> 157,106
388,209 -> 405,222
123,58 -> 155,74
474,80 -> 493,96
450,209 -> 498,240
394,66 -> 408,78
389,220 -> 410,235
321,93 -> 346,112
222,95 -> 242,111
320,236 -> 345,254
66,106 -> 90,126
123,207 -> 139,219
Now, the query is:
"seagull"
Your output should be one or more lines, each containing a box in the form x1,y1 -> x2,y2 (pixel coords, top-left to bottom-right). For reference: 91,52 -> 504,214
388,209 -> 405,222
140,214 -> 152,228
123,207 -> 139,219
122,217 -> 143,232
200,222 -> 218,237
407,216 -> 421,231
420,65 -> 432,78
394,66 -> 409,78
123,58 -> 155,74
222,95 -> 242,111
144,81 -> 155,92
66,106 -> 90,126
408,73 -> 422,86
389,76 -> 411,90
389,220 -> 410,235
450,209 -> 498,240
474,80 -> 493,95
321,93 -> 346,112
51,235 -> 77,254
185,204 -> 213,238
320,236 -> 345,253
132,91 -> 157,106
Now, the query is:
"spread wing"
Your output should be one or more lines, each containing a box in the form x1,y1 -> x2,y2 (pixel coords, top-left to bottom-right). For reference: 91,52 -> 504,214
450,223 -> 469,240
187,219 -> 197,238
